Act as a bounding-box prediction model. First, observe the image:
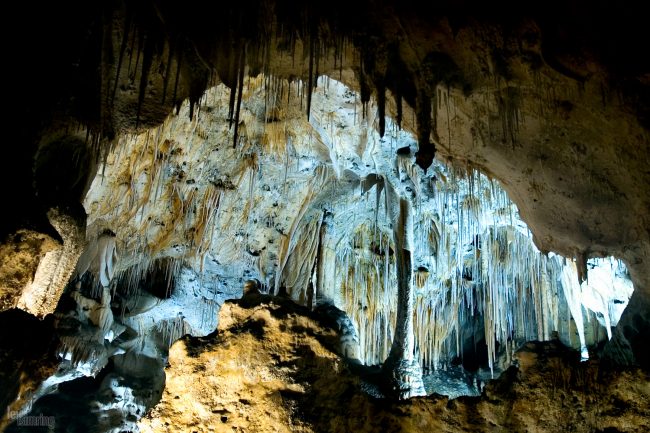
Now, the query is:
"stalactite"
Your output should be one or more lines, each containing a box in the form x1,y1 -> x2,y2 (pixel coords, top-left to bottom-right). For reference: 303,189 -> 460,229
132,31 -> 144,83
160,39 -> 174,104
561,260 -> 588,359
75,232 -> 118,292
172,48 -> 183,110
111,10 -> 132,106
339,37 -> 344,81
396,92 -> 403,129
233,44 -> 246,148
377,80 -> 386,137
327,222 -> 396,365
314,40 -> 321,91
576,251 -> 588,284
228,45 -> 241,127
415,91 -> 435,171
126,23 -> 137,78
415,267 -> 429,288
135,35 -> 153,129
307,36 -> 315,120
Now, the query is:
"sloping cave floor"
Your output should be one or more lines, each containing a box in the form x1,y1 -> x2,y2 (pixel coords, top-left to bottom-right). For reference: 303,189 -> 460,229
5,294 -> 648,433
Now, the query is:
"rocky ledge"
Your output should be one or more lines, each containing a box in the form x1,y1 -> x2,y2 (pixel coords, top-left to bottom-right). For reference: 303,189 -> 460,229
140,296 -> 650,433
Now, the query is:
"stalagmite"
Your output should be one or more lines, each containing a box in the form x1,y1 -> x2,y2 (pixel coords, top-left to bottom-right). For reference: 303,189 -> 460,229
382,189 -> 426,398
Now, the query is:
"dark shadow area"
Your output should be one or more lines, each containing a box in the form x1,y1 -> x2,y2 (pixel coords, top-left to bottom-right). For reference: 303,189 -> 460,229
0,309 -> 59,416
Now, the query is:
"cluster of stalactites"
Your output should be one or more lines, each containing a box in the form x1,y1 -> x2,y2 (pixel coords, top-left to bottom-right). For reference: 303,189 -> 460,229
321,164 -> 631,373
86,70 -> 632,375
318,222 -> 398,365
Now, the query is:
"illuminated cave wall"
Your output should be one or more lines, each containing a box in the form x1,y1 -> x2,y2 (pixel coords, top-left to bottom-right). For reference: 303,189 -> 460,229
82,76 -> 633,374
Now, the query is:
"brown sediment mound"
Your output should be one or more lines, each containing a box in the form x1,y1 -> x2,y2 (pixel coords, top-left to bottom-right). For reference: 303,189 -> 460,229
141,298 -> 650,433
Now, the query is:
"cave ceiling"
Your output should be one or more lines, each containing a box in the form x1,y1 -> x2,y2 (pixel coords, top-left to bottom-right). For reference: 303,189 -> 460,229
5,0 -> 648,269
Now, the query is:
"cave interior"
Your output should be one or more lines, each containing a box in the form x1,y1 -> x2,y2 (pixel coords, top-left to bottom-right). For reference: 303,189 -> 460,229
1,0 -> 649,432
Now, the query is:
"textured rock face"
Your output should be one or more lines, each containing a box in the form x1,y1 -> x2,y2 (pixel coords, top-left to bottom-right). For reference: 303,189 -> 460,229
140,298 -> 348,433
140,298 -> 650,433
16,208 -> 86,318
0,210 -> 86,318
0,231 -> 60,312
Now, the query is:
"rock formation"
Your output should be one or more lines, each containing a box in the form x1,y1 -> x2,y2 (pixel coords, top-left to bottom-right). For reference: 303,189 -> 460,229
0,1 -> 648,431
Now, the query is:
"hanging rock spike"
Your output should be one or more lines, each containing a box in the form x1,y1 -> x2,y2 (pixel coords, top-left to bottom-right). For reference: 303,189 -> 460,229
415,92 -> 435,171
233,43 -> 246,148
